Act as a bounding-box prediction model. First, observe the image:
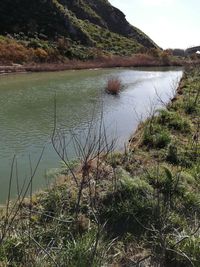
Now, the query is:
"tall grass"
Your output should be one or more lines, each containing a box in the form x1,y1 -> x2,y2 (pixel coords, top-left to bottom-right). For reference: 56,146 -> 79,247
0,53 -> 184,75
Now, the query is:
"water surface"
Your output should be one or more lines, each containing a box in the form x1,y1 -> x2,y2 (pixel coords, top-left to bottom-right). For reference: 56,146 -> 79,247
0,67 -> 183,202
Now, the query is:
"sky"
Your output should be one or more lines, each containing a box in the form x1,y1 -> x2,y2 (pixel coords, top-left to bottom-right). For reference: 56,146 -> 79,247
109,0 -> 200,49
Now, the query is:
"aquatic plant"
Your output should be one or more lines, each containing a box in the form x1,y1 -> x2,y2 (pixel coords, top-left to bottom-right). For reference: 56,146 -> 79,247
105,77 -> 122,95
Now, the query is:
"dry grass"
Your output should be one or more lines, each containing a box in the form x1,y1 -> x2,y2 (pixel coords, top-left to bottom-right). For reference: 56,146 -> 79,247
106,78 -> 122,95
0,53 -> 186,75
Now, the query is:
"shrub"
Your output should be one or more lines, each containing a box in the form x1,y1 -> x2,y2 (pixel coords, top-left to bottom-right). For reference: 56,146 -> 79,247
143,125 -> 171,149
184,100 -> 198,114
0,238 -> 25,265
99,177 -> 154,237
160,50 -> 171,65
166,143 -> 179,164
155,130 -> 171,148
28,39 -> 43,49
0,39 -> 30,63
34,48 -> 48,62
148,48 -> 160,58
158,109 -> 191,133
105,78 -> 122,95
155,131 -> 171,148
166,144 -> 194,168
57,230 -> 110,267
176,236 -> 200,267
106,152 -> 123,168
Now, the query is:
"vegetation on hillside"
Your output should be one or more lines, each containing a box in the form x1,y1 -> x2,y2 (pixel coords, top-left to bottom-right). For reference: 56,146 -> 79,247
0,0 -> 157,47
0,34 -> 184,70
0,67 -> 199,266
0,0 -> 158,65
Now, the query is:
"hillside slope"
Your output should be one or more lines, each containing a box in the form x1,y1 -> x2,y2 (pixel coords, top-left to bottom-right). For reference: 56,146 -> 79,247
0,0 -> 157,62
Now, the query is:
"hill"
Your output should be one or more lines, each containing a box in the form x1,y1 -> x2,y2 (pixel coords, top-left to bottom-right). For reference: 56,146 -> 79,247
0,0 -> 158,63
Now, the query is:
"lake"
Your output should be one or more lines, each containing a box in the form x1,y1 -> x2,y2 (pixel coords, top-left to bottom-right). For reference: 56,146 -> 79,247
0,67 -> 183,203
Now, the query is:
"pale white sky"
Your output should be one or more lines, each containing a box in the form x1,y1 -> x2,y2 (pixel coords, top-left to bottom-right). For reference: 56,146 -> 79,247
109,0 -> 200,49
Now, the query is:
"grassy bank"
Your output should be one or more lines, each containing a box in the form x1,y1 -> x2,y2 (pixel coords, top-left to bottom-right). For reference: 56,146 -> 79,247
0,67 -> 200,266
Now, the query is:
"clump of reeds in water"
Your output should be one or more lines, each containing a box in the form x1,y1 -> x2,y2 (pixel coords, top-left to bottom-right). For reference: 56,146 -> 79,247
106,77 -> 122,95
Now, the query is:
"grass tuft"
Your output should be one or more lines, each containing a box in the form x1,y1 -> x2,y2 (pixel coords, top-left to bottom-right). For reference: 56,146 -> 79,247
105,77 -> 122,95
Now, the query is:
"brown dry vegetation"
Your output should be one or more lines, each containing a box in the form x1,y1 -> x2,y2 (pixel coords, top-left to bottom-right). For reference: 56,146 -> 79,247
0,36 -> 187,75
0,53 -> 184,75
0,38 -> 48,64
105,78 -> 122,95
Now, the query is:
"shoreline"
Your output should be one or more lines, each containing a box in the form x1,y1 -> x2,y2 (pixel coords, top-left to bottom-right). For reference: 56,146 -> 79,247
128,72 -> 185,151
0,54 -> 185,76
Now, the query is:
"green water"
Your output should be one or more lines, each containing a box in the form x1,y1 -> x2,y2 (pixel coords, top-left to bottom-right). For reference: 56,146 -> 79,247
0,67 -> 183,203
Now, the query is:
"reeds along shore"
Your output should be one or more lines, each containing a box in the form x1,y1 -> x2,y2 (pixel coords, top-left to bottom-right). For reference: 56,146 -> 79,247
0,53 -> 186,75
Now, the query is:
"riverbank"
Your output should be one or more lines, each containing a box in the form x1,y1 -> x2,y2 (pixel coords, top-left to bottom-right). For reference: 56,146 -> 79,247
0,66 -> 199,266
0,53 -> 185,75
